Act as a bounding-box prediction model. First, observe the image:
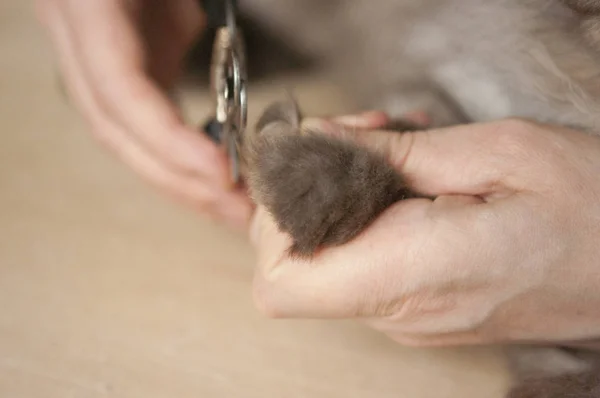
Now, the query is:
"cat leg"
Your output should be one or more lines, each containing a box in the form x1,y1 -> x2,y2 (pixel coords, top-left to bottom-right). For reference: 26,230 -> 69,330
506,365 -> 600,398
242,98 -> 418,258
505,345 -> 600,398
506,346 -> 593,380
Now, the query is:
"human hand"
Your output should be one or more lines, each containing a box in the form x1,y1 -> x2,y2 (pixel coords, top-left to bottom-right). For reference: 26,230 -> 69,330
36,0 -> 254,230
250,115 -> 600,347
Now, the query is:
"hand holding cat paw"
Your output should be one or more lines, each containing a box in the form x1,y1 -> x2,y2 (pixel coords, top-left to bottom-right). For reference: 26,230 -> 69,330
250,116 -> 600,347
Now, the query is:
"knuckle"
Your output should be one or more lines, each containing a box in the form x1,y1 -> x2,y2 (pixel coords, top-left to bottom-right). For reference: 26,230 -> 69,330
377,290 -> 422,322
368,295 -> 406,318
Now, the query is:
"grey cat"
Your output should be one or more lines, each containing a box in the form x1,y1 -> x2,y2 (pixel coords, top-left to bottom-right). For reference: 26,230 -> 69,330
214,0 -> 600,396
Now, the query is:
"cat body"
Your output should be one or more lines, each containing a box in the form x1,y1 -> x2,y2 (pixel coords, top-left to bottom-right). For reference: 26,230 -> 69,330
221,0 -> 600,396
241,0 -> 600,130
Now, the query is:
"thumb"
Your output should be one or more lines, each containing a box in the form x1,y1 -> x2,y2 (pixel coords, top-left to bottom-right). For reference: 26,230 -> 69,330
302,118 -> 520,197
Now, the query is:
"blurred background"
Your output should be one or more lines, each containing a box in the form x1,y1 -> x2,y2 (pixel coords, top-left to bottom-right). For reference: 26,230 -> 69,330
0,1 -> 511,397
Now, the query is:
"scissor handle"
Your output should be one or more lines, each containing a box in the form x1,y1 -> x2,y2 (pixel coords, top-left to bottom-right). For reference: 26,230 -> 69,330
199,0 -> 247,186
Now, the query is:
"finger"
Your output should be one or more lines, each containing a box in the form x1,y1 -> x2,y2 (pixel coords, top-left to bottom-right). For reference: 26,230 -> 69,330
251,188 -> 492,319
137,0 -> 206,87
42,3 -> 251,229
304,118 -> 527,197
399,110 -> 431,128
251,198 -> 438,318
63,0 -> 230,186
330,110 -> 430,130
330,111 -> 391,129
374,122 -> 524,197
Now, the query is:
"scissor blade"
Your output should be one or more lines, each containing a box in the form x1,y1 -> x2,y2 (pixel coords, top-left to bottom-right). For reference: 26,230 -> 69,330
224,0 -> 236,34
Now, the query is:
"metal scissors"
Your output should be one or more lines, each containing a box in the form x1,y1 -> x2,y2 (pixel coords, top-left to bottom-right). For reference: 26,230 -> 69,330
201,0 -> 247,186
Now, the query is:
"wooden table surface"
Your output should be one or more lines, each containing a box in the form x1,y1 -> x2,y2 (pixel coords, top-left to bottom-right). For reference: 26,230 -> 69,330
0,2 -> 511,397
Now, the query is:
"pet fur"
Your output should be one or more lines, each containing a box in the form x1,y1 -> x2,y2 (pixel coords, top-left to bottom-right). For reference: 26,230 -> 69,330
242,98 -> 418,257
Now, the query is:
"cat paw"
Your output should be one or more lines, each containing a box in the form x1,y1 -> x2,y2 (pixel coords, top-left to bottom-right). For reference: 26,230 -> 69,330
244,99 -> 414,258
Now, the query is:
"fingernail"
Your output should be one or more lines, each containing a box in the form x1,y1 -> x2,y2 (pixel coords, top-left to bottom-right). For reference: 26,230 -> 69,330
332,111 -> 389,128
301,118 -> 341,136
402,111 -> 431,128
302,117 -> 328,130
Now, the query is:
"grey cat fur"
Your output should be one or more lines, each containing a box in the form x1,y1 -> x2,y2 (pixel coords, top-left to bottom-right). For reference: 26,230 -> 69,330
243,98 -> 417,258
